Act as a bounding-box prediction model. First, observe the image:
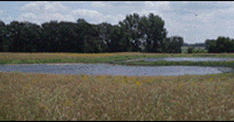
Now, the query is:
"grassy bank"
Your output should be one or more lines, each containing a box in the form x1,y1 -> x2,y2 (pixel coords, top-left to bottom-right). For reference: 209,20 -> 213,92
120,60 -> 234,69
1,72 -> 234,120
1,52 -> 234,66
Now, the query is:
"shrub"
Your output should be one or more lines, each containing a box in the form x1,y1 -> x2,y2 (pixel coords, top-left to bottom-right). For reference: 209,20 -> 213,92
187,46 -> 194,53
193,49 -> 208,53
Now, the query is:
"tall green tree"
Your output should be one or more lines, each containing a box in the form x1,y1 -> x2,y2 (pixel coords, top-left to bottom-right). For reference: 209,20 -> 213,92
97,22 -> 113,52
205,39 -> 215,50
208,40 -> 217,53
80,22 -> 101,53
139,13 -> 167,53
215,36 -> 231,53
148,13 -> 167,53
6,21 -> 26,52
229,39 -> 234,53
41,20 -> 60,52
0,20 -> 7,52
119,13 -> 143,52
18,21 -> 42,52
109,25 -> 124,52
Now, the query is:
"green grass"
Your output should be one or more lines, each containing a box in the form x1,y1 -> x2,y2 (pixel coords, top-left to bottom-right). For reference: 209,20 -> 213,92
120,60 -> 234,69
2,53 -> 234,65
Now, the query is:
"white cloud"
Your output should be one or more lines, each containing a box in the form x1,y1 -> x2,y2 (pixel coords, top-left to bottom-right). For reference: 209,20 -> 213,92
130,9 -> 164,18
45,13 -> 76,22
144,1 -> 170,11
0,9 -> 6,15
72,9 -> 103,18
116,14 -> 125,21
19,2 -> 76,24
71,9 -> 104,24
21,13 -> 36,19
21,2 -> 68,14
91,2 -> 112,8
0,16 -> 14,24
71,9 -> 125,25
102,14 -> 125,24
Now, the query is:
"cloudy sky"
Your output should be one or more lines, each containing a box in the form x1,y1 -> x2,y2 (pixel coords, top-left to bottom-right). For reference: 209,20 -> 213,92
0,1 -> 234,44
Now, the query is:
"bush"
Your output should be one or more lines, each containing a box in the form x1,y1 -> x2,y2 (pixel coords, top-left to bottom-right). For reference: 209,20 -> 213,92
187,47 -> 194,53
193,49 -> 208,53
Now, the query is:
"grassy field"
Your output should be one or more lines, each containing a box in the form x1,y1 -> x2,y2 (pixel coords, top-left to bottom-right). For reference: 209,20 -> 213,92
1,52 -> 234,120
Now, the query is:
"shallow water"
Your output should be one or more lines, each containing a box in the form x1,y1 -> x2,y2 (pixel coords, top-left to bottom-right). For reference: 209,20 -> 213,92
0,63 -> 233,76
140,57 -> 234,62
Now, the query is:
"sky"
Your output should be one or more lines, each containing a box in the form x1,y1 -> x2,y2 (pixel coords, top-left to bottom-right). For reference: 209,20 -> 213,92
0,1 -> 234,44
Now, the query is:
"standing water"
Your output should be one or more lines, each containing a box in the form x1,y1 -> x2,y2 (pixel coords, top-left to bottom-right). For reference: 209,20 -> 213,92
0,63 -> 233,76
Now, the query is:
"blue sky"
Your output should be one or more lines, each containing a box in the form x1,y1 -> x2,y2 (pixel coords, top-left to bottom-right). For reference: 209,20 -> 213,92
0,1 -> 234,44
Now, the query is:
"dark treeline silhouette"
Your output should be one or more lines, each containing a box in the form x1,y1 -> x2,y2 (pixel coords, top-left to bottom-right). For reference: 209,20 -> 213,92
205,37 -> 234,53
0,12 -> 188,53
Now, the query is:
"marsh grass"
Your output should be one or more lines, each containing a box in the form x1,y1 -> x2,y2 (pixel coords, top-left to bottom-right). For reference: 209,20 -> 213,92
1,52 -> 234,65
121,60 -> 234,69
1,72 -> 234,121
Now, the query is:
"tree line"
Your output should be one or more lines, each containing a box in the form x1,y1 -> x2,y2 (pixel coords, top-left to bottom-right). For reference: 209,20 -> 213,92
205,37 -> 234,53
0,13 -> 186,53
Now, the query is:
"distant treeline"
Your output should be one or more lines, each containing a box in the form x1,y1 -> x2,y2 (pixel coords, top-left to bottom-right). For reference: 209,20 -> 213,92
205,37 -> 234,53
0,12 -> 233,53
183,37 -> 234,53
0,13 -> 184,53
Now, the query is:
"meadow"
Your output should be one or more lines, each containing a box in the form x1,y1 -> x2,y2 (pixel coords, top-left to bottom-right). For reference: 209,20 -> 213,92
1,52 -> 234,120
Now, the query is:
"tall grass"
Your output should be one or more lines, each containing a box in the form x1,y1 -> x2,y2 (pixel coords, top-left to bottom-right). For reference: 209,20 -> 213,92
1,72 -> 234,120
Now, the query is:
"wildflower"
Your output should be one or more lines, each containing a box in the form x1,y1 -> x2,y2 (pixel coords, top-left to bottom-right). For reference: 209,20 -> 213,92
209,78 -> 214,81
221,77 -> 226,80
136,81 -> 141,86
218,86 -> 221,90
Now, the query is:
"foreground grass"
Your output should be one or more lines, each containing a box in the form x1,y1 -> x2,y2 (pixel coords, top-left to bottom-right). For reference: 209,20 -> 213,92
1,72 -> 234,120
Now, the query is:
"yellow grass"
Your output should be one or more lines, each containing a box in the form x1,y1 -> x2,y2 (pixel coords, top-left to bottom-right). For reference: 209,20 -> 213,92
1,72 -> 234,120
